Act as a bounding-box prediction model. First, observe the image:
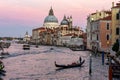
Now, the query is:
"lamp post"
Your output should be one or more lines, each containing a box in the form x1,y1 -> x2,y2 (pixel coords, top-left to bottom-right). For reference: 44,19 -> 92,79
119,25 -> 120,51
109,58 -> 112,80
89,53 -> 92,76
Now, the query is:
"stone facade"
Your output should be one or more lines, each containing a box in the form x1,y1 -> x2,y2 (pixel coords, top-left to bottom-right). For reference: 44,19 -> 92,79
111,2 -> 120,45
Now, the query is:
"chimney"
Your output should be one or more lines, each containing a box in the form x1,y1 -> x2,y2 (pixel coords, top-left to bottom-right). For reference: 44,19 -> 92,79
112,2 -> 114,7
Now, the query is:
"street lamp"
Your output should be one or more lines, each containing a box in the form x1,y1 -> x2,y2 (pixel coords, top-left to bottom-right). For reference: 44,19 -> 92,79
109,56 -> 112,80
119,25 -> 120,51
89,53 -> 92,76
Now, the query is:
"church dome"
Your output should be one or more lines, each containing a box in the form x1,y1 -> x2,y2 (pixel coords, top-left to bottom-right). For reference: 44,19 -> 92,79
44,7 -> 58,23
44,15 -> 58,23
61,15 -> 68,25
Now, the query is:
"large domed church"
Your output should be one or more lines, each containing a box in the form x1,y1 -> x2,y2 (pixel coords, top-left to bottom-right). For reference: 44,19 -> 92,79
43,7 -> 73,30
43,7 -> 59,29
32,7 -> 84,46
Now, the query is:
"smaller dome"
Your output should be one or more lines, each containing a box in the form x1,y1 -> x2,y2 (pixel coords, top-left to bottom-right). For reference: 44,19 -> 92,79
61,15 -> 68,25
61,20 -> 68,25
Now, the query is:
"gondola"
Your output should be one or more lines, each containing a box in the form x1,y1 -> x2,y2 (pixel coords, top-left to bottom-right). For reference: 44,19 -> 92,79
55,59 -> 85,68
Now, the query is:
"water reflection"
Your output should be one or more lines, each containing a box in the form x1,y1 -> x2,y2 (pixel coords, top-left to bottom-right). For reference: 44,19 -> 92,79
2,43 -> 90,80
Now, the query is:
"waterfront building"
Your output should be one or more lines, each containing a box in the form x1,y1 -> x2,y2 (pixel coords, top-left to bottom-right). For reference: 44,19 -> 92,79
89,15 -> 112,51
99,16 -> 112,51
87,1 -> 120,51
59,33 -> 84,47
23,31 -> 31,43
32,27 -> 46,44
87,10 -> 111,51
111,2 -> 120,45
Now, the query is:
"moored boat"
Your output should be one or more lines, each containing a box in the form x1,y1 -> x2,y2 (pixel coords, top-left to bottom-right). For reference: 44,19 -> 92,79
23,44 -> 30,50
69,46 -> 85,51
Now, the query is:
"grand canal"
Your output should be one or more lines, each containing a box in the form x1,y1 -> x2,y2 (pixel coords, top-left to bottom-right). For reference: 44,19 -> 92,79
1,43 -> 90,80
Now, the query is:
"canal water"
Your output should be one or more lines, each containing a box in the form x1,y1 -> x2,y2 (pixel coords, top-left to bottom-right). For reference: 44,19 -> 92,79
1,43 -> 90,80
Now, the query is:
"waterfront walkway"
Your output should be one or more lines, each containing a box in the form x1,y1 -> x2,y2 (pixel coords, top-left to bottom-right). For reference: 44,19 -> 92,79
89,55 -> 109,80
83,53 -> 109,80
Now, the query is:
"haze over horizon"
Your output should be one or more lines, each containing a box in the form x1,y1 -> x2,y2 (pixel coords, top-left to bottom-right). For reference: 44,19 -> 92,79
0,0 -> 119,37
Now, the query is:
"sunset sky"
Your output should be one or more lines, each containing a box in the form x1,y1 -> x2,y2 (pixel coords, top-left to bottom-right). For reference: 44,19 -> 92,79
0,0 -> 119,37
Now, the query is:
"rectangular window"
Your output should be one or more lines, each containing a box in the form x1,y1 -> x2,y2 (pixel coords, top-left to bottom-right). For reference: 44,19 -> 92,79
97,34 -> 99,40
116,13 -> 119,20
99,13 -> 101,16
91,34 -> 92,40
116,28 -> 119,35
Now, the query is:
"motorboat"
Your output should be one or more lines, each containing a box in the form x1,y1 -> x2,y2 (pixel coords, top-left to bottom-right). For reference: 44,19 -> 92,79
23,44 -> 30,50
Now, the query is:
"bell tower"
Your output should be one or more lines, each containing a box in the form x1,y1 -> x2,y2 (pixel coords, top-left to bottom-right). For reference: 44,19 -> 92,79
67,16 -> 73,29
69,15 -> 73,28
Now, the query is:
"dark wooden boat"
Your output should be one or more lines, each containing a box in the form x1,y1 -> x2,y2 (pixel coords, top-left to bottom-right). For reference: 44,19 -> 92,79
70,47 -> 85,51
23,44 -> 30,50
50,48 -> 54,50
55,60 -> 85,68
35,45 -> 38,48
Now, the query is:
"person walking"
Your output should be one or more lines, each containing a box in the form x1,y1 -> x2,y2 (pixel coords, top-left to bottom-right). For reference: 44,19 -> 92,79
79,56 -> 82,63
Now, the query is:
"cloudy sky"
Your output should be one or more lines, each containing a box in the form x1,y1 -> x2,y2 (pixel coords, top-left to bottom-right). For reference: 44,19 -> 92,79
0,0 -> 119,37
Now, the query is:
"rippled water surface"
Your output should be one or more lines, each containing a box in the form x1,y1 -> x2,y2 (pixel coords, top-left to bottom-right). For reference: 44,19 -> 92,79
1,43 -> 90,80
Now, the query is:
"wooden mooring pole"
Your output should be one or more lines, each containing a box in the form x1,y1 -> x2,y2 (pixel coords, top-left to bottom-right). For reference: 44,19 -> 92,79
109,65 -> 112,80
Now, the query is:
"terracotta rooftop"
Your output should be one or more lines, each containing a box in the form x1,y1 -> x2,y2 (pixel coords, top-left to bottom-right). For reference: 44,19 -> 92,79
99,15 -> 111,20
112,2 -> 120,8
91,13 -> 96,15
105,11 -> 111,14
33,27 -> 45,31
91,11 -> 111,15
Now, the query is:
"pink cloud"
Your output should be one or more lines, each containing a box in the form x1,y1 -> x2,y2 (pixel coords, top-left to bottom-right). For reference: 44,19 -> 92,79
0,0 -> 120,28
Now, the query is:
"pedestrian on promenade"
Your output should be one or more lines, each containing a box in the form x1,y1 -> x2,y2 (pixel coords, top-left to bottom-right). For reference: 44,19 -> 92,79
79,56 -> 82,63
94,47 -> 98,57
